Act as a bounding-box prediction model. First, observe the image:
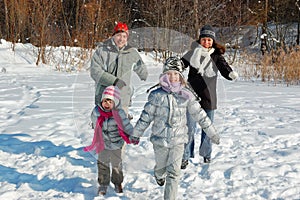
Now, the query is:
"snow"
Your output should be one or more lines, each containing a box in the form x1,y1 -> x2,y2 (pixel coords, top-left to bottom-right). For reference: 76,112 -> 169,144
1,39 -> 300,200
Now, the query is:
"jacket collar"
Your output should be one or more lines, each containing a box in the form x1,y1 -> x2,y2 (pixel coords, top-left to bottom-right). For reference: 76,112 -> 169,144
101,38 -> 133,52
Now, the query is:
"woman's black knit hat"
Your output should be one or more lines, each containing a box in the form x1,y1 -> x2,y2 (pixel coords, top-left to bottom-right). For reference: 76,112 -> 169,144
199,25 -> 215,40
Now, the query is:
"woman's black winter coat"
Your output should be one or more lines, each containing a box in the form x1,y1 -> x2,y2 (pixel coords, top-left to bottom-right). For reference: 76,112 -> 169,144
182,41 -> 234,110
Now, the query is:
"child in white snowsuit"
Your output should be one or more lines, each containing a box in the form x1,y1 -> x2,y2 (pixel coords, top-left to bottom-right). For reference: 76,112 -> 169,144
84,86 -> 134,195
130,57 -> 220,200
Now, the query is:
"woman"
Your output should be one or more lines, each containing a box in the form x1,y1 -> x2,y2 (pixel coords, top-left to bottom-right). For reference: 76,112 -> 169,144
181,25 -> 238,167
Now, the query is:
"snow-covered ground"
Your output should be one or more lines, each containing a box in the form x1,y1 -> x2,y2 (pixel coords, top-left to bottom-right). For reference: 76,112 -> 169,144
0,40 -> 300,200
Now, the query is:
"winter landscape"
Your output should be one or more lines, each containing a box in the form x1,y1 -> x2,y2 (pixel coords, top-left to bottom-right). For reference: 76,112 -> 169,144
0,38 -> 300,200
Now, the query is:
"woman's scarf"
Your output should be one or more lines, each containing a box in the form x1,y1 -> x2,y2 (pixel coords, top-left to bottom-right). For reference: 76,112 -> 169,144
185,43 -> 216,77
83,107 -> 130,154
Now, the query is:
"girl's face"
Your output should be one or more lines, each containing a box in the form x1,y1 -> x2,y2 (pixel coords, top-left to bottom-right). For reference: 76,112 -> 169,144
101,98 -> 114,110
167,70 -> 181,83
113,32 -> 128,48
200,37 -> 213,49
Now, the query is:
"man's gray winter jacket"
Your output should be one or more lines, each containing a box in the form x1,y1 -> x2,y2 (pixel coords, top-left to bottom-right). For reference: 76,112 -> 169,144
90,38 -> 148,109
133,87 -> 219,147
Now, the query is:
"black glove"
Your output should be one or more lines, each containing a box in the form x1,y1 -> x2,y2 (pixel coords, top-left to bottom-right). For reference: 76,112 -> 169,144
114,78 -> 126,89
129,136 -> 140,145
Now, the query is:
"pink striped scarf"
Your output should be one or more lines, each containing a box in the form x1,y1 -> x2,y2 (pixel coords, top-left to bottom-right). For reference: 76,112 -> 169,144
83,107 -> 130,154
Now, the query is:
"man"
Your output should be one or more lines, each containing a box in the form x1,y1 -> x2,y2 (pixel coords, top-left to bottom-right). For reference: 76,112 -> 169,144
90,22 -> 148,114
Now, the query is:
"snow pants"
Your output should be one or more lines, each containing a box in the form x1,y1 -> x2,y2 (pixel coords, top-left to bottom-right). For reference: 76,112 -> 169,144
153,144 -> 184,200
97,149 -> 123,186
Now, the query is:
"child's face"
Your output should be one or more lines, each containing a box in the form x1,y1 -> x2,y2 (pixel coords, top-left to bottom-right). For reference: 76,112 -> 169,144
166,70 -> 181,83
101,98 -> 114,110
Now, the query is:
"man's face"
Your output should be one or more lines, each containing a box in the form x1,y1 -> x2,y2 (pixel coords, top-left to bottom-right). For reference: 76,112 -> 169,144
113,32 -> 128,48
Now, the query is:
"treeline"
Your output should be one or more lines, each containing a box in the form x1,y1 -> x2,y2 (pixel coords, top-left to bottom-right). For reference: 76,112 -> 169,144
0,0 -> 300,63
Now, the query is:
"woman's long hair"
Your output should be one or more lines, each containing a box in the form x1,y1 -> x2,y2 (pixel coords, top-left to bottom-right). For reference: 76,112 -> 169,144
196,39 -> 226,55
212,41 -> 226,54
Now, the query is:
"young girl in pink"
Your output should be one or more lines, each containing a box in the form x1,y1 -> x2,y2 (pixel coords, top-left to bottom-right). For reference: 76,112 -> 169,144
84,86 -> 134,195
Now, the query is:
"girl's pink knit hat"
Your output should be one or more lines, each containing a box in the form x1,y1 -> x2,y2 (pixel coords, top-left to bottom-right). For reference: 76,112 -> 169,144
101,86 -> 121,106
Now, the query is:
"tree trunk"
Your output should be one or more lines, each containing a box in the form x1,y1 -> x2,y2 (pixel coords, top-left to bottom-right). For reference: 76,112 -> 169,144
297,12 -> 300,45
261,0 -> 268,55
193,0 -> 199,39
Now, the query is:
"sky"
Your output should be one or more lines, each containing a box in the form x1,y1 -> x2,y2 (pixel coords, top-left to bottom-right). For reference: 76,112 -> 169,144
0,39 -> 300,200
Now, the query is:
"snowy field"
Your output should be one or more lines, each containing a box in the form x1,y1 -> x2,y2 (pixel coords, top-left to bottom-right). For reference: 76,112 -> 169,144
0,40 -> 300,200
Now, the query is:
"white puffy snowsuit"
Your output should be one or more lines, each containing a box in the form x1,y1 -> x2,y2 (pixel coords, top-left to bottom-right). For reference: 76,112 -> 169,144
133,84 -> 219,200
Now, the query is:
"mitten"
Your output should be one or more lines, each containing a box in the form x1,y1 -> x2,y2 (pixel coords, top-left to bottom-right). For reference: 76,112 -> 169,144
229,71 -> 239,81
211,134 -> 220,145
114,78 -> 126,89
129,136 -> 140,145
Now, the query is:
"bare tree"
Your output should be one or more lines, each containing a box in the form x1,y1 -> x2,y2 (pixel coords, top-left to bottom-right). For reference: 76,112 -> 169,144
1,0 -> 299,56
31,0 -> 59,65
297,0 -> 300,45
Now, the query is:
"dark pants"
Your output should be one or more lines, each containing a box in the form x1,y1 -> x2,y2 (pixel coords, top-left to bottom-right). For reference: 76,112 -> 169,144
97,149 -> 123,186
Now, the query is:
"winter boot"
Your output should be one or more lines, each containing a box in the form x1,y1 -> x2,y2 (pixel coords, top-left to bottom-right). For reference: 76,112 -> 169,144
181,159 -> 189,169
155,177 -> 165,186
128,113 -> 133,120
204,157 -> 211,163
114,183 -> 123,193
98,185 -> 108,195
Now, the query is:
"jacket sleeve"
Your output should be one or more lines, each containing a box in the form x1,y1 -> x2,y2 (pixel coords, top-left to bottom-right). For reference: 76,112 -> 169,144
187,99 -> 220,144
214,54 -> 233,81
181,51 -> 192,69
117,108 -> 134,135
132,50 -> 148,81
90,48 -> 118,86
133,92 -> 157,137
90,106 -> 100,129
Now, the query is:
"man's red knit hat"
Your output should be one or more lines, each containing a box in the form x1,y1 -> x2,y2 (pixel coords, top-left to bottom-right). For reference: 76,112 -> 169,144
113,22 -> 129,36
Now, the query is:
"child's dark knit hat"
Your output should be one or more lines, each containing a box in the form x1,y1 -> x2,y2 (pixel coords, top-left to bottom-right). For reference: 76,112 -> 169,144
162,56 -> 184,75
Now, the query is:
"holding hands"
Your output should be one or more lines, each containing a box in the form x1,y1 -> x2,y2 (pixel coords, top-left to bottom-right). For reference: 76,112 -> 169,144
129,136 -> 140,145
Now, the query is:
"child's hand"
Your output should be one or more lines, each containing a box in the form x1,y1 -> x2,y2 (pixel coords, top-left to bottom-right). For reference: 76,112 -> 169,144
129,136 -> 140,145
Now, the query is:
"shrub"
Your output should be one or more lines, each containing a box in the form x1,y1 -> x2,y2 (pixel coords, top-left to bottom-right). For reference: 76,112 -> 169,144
237,46 -> 300,86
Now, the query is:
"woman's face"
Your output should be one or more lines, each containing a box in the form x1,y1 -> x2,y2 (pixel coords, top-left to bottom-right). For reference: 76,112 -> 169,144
101,98 -> 114,110
113,32 -> 128,48
167,70 -> 181,83
200,37 -> 213,49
